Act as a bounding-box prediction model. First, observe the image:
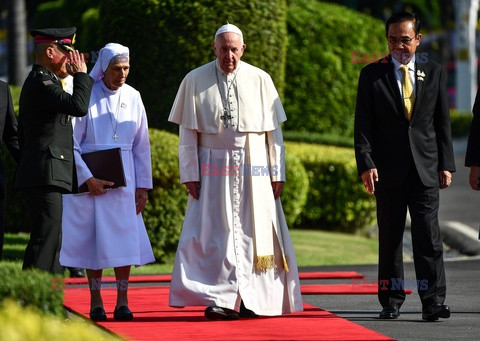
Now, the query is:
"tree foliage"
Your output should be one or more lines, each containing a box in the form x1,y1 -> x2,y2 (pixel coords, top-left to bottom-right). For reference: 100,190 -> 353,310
283,0 -> 385,137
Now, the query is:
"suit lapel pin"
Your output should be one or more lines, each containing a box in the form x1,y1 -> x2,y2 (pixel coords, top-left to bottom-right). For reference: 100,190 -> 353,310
417,70 -> 425,81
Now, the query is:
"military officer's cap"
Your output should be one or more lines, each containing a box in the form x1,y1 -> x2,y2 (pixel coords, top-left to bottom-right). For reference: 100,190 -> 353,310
30,27 -> 76,52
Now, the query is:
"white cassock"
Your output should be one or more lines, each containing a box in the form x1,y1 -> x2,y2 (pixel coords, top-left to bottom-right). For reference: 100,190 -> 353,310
60,80 -> 155,270
168,60 -> 303,316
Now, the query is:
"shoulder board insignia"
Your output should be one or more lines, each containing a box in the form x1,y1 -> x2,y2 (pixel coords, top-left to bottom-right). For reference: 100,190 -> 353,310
43,80 -> 54,86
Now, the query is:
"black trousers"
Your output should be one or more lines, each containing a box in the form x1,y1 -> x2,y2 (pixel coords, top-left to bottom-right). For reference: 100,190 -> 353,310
22,186 -> 65,274
374,170 -> 446,310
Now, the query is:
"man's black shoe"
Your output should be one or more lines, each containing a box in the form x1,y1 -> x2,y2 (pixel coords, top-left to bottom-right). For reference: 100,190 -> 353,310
204,306 -> 239,320
379,306 -> 400,319
68,267 -> 85,278
89,307 -> 107,321
422,304 -> 450,321
239,301 -> 258,318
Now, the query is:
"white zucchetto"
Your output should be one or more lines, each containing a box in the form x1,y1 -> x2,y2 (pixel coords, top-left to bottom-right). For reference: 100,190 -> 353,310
214,23 -> 243,40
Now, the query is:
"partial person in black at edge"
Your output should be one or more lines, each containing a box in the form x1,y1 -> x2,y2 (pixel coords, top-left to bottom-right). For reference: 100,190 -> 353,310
0,80 -> 21,261
15,27 -> 93,274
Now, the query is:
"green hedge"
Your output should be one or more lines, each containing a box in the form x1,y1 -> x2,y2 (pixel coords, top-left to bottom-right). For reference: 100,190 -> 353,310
283,0 -> 386,137
143,129 -> 186,262
286,141 -> 376,232
0,300 -> 119,341
450,110 -> 473,138
95,0 -> 287,131
0,263 -> 65,317
282,153 -> 309,227
283,130 -> 354,148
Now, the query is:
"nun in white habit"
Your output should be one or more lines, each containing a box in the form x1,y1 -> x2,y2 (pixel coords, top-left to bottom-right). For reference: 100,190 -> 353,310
60,43 -> 154,321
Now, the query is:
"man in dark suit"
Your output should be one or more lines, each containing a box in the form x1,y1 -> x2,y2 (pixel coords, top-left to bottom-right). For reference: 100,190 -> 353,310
0,81 -> 21,260
354,12 -> 455,321
15,27 -> 93,274
465,90 -> 480,193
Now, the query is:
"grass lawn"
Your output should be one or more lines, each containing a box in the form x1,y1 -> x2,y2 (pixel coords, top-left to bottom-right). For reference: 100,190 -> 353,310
2,229 -> 378,275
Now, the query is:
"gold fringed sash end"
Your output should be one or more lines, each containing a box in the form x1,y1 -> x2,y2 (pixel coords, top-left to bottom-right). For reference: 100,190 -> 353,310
255,255 -> 275,271
283,257 -> 289,273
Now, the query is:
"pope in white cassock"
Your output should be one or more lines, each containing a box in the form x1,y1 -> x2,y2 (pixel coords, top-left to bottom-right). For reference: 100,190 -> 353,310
60,43 -> 155,322
168,24 -> 303,320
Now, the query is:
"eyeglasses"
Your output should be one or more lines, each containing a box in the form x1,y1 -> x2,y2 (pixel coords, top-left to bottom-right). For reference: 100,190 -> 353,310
387,36 -> 416,46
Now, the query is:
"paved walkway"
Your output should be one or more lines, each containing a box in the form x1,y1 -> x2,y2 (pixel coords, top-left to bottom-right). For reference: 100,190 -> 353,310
302,258 -> 480,341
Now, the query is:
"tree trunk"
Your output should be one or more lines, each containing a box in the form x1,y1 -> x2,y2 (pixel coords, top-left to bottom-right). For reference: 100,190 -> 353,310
7,0 -> 28,86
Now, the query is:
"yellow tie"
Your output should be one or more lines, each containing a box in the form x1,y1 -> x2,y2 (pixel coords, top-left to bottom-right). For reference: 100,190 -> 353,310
60,78 -> 66,90
401,65 -> 414,121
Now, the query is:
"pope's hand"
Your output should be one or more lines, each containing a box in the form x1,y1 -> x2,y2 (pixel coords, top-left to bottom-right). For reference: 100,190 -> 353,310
272,181 -> 284,199
184,181 -> 201,200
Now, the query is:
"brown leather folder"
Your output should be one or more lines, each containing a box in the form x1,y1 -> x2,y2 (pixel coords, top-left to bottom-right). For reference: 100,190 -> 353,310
78,147 -> 126,193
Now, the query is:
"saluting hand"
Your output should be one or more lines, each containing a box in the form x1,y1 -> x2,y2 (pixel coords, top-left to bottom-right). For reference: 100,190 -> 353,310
66,50 -> 87,75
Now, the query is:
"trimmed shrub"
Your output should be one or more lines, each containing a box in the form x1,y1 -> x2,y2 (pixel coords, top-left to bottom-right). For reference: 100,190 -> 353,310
0,300 -> 119,341
450,110 -> 473,138
143,129 -> 186,262
96,0 -> 288,130
286,141 -> 376,232
283,130 -> 354,148
283,153 -> 309,227
0,262 -> 64,317
284,0 -> 386,137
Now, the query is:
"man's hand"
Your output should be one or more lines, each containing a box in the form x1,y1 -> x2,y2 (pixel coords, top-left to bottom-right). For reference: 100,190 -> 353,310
360,168 -> 378,194
184,181 -> 201,200
86,177 -> 114,195
66,50 -> 87,75
135,188 -> 148,214
272,181 -> 284,199
438,170 -> 452,189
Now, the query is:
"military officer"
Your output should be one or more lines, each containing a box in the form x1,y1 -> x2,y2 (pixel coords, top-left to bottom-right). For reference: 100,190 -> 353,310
15,27 -> 93,274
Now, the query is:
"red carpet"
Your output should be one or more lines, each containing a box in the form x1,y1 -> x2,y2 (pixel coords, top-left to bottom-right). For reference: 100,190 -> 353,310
64,286 -> 394,341
63,271 -> 365,285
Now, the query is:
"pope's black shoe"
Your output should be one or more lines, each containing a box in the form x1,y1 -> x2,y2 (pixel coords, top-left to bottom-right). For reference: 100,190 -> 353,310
379,306 -> 400,319
422,304 -> 450,321
89,307 -> 107,321
114,305 -> 134,321
204,306 -> 239,321
239,301 -> 258,318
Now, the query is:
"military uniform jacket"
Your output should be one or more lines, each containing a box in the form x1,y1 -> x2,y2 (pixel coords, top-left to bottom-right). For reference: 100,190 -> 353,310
15,65 -> 93,192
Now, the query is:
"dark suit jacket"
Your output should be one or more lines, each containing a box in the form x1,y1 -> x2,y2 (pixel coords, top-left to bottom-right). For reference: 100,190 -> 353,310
0,81 -> 20,198
354,56 -> 455,188
465,89 -> 480,166
14,65 -> 93,193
